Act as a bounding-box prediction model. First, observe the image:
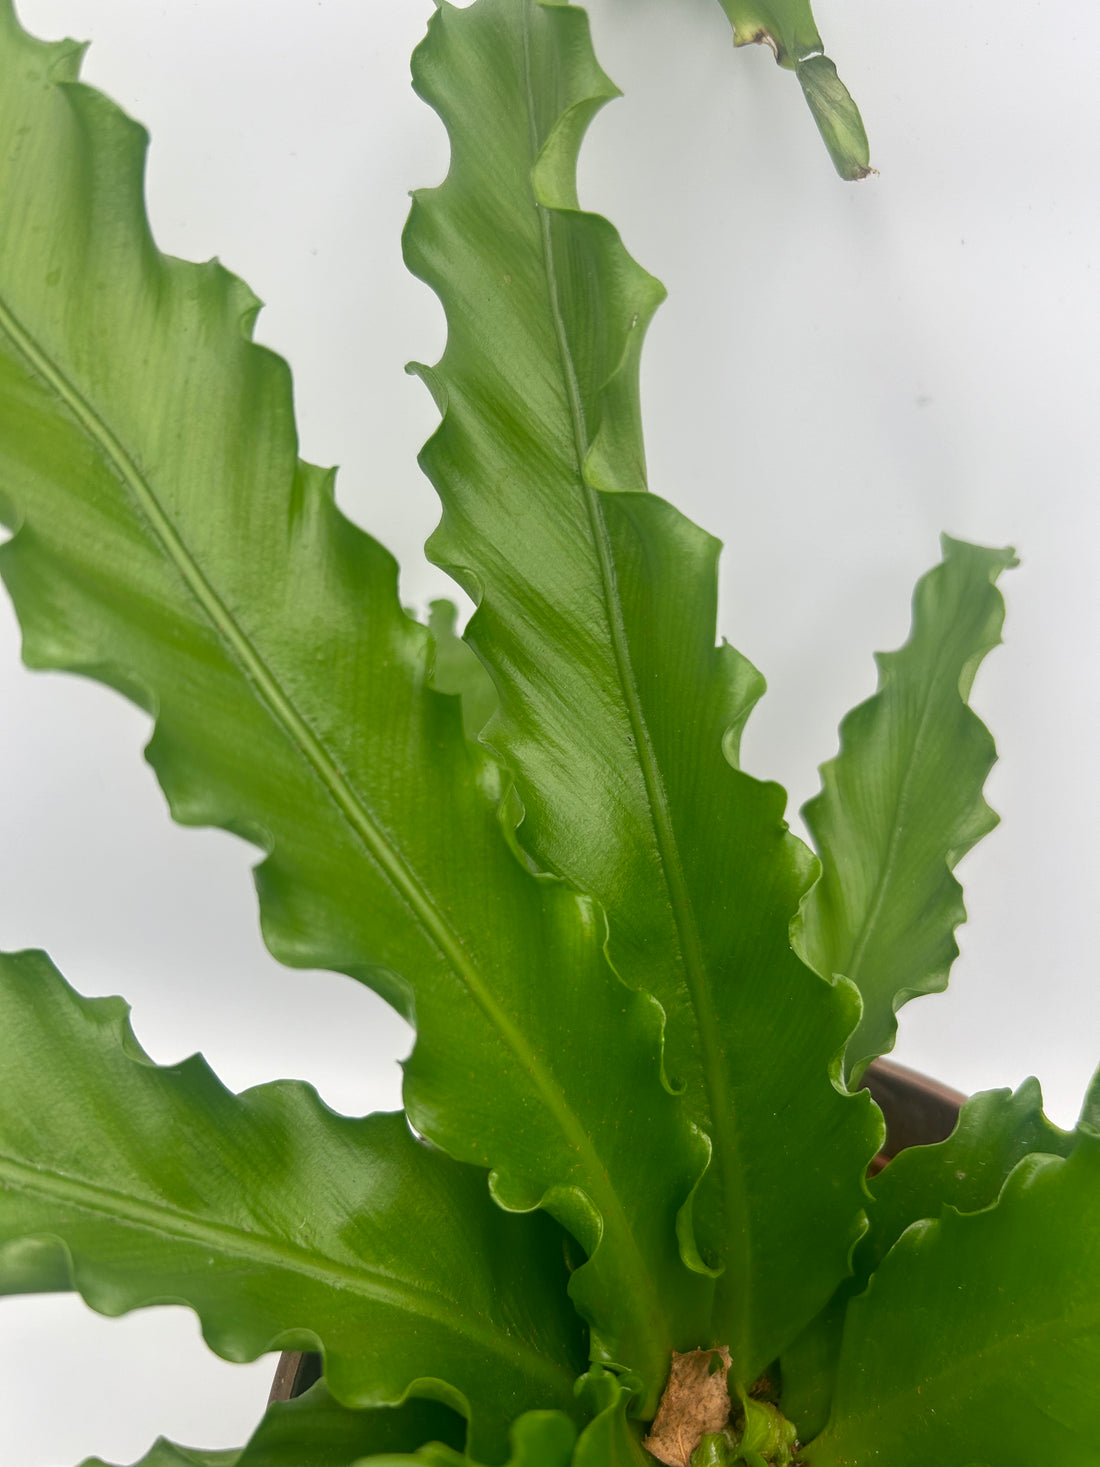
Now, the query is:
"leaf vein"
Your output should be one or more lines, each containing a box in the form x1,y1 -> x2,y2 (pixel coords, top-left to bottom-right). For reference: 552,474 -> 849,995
0,283 -> 642,1309
0,1151 -> 570,1387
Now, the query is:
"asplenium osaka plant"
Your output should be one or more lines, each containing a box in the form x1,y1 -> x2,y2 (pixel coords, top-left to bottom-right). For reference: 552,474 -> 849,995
0,0 -> 1098,1464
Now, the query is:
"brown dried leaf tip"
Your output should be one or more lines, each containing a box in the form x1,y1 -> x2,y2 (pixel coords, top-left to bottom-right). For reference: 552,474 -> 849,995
643,1346 -> 733,1467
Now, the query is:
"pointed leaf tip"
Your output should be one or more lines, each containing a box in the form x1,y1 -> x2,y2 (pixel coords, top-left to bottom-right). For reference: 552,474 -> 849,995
798,538 -> 1015,1081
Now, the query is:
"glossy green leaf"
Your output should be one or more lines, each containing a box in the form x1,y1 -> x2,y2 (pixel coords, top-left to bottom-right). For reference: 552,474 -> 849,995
774,1304 -> 843,1451
0,0 -> 710,1399
351,1409 -> 577,1467
82,1379 -> 466,1467
0,951 -> 587,1461
427,600 -> 497,742
797,536 -> 1017,1081
712,1 -> 870,179
405,0 -> 880,1384
802,1133 -> 1100,1466
860,1078 -> 1072,1280
237,1382 -> 465,1466
572,1371 -> 651,1467
780,1078 -> 1073,1442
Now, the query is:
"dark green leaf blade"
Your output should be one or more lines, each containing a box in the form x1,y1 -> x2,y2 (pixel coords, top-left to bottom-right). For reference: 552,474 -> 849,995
0,952 -> 586,1461
427,599 -> 497,741
802,1133 -> 1100,1466
405,0 -> 880,1383
780,1078 -> 1073,1442
0,1 -> 710,1397
712,1 -> 871,178
572,1372 -> 651,1467
797,536 -> 1017,1081
350,1410 -> 577,1467
81,1378 -> 466,1467
861,1077 -> 1072,1279
236,1382 -> 465,1467
241,1384 -> 465,1467
598,494 -> 880,1378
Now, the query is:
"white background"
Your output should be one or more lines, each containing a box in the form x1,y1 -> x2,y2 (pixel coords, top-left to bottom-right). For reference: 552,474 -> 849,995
2,0 -> 1098,1461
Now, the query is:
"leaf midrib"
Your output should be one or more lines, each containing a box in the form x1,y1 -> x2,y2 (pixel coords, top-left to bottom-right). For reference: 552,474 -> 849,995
0,288 -> 630,1270
0,1151 -> 573,1391
842,641 -> 950,992
521,0 -> 748,1340
0,292 -> 459,984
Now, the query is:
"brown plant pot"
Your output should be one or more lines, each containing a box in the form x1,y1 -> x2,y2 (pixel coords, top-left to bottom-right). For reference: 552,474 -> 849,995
859,1056 -> 966,1170
267,1057 -> 966,1406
